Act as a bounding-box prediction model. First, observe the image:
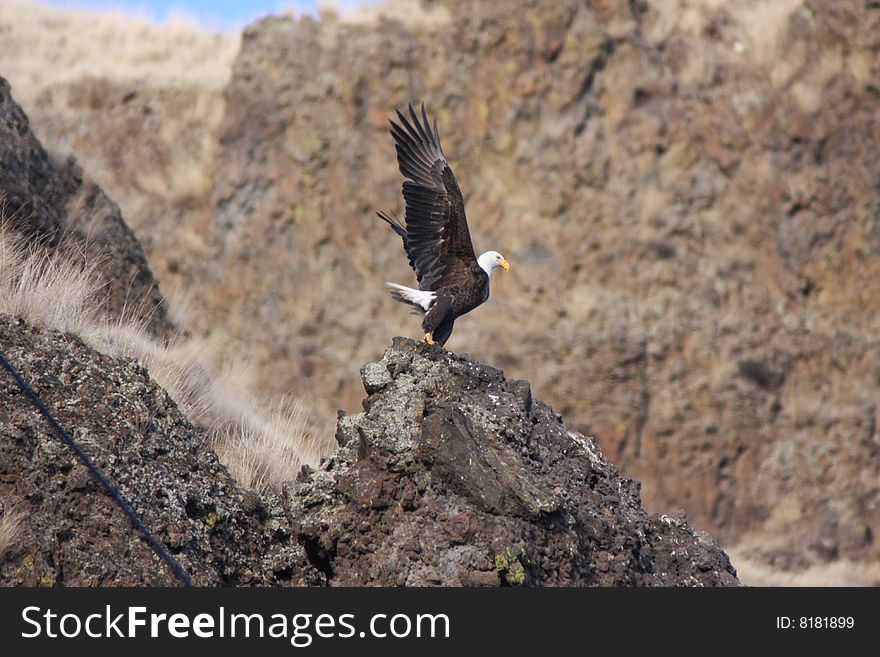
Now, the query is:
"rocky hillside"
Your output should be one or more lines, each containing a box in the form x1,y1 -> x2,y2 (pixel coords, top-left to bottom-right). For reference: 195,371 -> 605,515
0,315 -> 318,586
0,312 -> 737,586
0,77 -> 171,336
0,61 -> 737,586
2,0 -> 878,583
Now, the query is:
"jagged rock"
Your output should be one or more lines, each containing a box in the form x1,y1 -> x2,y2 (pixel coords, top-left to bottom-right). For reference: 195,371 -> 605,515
290,338 -> 739,586
0,315 -> 320,586
0,77 -> 172,337
195,0 -> 880,579
0,317 -> 736,587
0,78 -> 67,242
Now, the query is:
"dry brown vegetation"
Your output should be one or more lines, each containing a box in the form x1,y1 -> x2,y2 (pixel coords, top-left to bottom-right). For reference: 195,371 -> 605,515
0,502 -> 24,562
0,217 -> 101,337
314,0 -> 451,27
0,0 -> 238,105
728,547 -> 880,587
0,223 -> 330,489
0,0 -> 238,298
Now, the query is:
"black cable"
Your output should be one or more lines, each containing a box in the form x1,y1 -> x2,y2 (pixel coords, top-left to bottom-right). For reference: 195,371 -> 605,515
0,348 -> 193,587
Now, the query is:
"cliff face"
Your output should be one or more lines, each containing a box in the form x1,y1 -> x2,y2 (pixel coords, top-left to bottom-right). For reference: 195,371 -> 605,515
194,0 -> 880,576
0,56 -> 737,587
0,78 -> 172,337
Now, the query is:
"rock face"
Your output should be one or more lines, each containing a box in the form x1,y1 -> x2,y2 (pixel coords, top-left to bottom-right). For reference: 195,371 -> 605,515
0,315 -> 318,586
0,77 -> 172,337
191,0 -> 880,578
292,337 -> 738,586
0,40 -> 736,585
0,314 -> 737,586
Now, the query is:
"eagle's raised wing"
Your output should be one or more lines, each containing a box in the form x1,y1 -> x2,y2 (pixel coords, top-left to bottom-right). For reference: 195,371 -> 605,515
389,103 -> 478,291
376,210 -> 420,275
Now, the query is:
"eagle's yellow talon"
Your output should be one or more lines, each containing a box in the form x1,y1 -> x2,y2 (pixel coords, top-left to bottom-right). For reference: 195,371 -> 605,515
423,332 -> 435,345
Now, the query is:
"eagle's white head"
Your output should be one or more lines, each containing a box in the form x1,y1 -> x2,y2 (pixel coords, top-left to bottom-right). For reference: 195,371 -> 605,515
478,251 -> 510,277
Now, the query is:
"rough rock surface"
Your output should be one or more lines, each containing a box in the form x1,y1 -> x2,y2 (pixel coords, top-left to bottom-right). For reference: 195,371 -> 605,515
193,0 -> 880,578
0,315 -> 318,586
291,337 -> 738,586
0,314 -> 736,586
0,77 -> 172,337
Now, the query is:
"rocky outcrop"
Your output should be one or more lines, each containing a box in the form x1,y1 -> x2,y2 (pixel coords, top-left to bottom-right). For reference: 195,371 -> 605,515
0,316 -> 737,586
0,77 -> 172,337
0,315 -> 318,586
291,337 -> 738,586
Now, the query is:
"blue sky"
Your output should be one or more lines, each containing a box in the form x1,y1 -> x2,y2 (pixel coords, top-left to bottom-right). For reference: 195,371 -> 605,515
42,1 -> 376,30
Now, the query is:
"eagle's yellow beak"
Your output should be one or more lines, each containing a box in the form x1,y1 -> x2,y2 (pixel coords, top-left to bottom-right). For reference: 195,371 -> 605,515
500,259 -> 510,271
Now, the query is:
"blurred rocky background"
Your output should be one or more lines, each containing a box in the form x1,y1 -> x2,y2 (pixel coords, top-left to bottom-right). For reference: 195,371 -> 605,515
2,0 -> 878,584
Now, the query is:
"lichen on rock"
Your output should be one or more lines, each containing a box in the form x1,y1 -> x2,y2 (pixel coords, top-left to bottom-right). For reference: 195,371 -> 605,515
289,337 -> 739,586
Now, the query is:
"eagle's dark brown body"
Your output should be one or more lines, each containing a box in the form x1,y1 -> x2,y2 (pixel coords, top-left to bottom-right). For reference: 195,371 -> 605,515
377,104 -> 507,348
422,273 -> 489,346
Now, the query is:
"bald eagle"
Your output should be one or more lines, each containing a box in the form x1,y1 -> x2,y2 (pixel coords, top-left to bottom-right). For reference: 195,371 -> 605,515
377,104 -> 509,347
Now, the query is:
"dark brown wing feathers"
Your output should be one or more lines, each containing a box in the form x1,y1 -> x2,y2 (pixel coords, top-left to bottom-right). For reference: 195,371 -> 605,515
377,210 -> 420,276
387,103 -> 479,291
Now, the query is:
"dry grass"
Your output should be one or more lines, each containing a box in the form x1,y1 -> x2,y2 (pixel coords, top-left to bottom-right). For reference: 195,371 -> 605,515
212,399 -> 329,493
0,0 -> 239,107
0,225 -> 334,490
728,548 -> 880,586
0,219 -> 101,336
0,503 -> 24,562
307,0 -> 452,28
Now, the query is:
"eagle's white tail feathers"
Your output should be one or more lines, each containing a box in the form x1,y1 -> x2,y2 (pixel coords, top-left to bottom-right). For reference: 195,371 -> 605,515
385,282 -> 435,315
